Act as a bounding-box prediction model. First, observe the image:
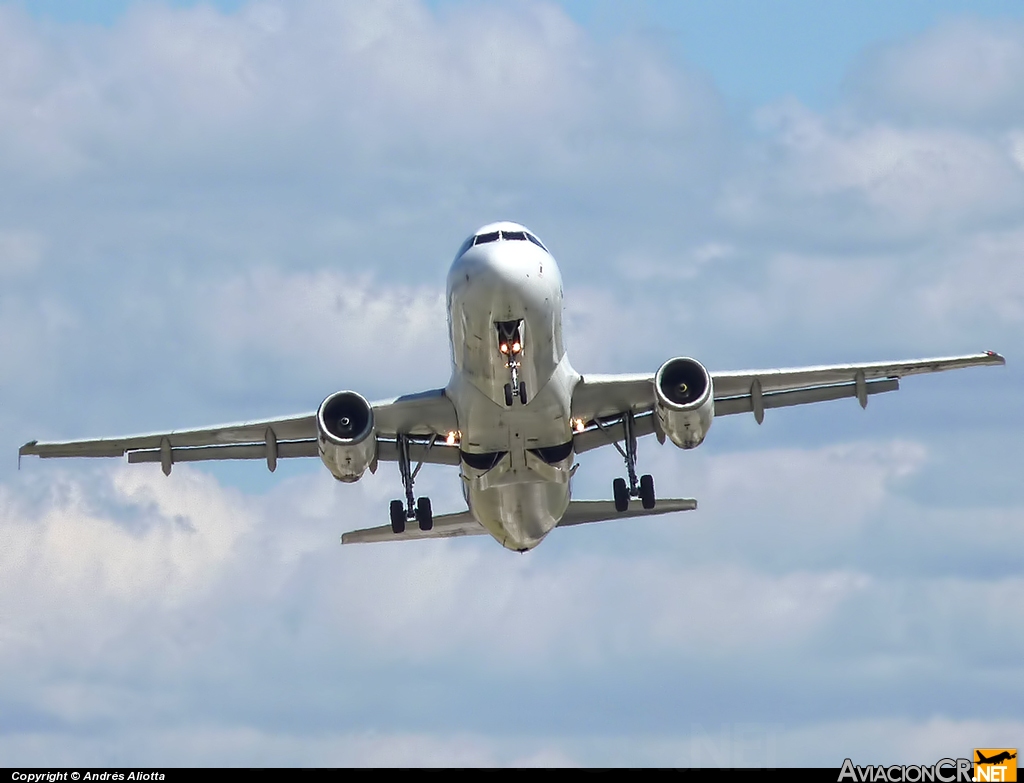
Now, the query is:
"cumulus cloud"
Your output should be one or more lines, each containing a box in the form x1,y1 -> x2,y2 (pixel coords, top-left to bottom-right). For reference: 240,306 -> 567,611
4,430 -> 1021,764
718,101 -> 1024,243
198,268 -> 450,393
848,17 -> 1024,126
0,0 -> 723,185
915,227 -> 1024,325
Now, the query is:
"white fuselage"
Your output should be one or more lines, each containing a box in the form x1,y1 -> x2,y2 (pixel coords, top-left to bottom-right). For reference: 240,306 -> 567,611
445,226 -> 580,551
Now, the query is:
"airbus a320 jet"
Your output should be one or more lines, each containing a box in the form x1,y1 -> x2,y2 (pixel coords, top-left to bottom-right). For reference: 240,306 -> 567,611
19,222 -> 1006,552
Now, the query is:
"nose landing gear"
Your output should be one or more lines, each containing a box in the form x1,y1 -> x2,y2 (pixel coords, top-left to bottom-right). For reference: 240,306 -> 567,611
390,434 -> 434,534
497,320 -> 527,407
503,381 -> 527,407
597,411 -> 656,512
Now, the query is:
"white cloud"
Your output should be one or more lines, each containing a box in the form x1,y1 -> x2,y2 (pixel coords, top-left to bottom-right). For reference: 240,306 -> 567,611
2,713 -> 1021,767
849,18 -> 1024,126
0,466 -> 250,604
0,725 -> 578,767
774,716 -> 1024,766
915,227 -> 1024,325
726,101 -> 1024,239
1011,130 -> 1024,173
199,268 -> 450,391
0,0 -> 722,183
2,430 -> 1020,764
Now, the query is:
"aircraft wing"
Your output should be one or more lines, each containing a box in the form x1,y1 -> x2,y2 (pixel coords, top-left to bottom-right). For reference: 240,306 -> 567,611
572,351 -> 1005,454
19,387 -> 461,472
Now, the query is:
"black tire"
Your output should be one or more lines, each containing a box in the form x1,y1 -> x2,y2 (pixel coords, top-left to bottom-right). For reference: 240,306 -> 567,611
416,496 -> 433,532
639,474 -> 656,509
519,382 -> 528,404
613,477 -> 629,512
390,500 -> 406,534
504,383 -> 514,407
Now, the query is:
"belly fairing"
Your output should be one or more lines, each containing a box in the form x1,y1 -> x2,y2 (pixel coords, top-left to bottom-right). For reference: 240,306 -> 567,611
468,480 -> 571,551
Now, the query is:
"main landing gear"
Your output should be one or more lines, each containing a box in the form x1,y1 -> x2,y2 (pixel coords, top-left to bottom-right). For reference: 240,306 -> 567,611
390,434 -> 433,534
598,411 -> 656,513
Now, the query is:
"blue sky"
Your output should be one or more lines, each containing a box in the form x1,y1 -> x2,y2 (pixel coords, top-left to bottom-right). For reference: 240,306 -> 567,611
0,0 -> 1022,767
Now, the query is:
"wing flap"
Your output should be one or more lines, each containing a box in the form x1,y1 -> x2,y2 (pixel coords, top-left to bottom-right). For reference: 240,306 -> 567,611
127,440 -> 318,464
120,437 -> 460,467
376,437 -> 461,466
714,378 -> 899,417
573,411 -> 658,455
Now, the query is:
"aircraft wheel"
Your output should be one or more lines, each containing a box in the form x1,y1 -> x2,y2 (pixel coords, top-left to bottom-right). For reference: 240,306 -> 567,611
390,500 -> 406,534
519,382 -> 528,404
639,474 -> 656,509
416,496 -> 433,531
504,383 -> 514,407
613,478 -> 629,512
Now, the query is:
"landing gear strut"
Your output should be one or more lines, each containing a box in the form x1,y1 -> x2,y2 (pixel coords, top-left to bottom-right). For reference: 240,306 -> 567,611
597,411 -> 656,513
390,434 -> 433,533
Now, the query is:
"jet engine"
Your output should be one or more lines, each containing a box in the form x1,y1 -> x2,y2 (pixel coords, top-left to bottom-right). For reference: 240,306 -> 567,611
654,357 -> 714,449
316,391 -> 377,482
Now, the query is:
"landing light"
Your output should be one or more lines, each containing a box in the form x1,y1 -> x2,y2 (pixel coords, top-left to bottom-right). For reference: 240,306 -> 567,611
500,343 -> 509,354
446,431 -> 460,446
573,418 -> 586,433
512,342 -> 521,353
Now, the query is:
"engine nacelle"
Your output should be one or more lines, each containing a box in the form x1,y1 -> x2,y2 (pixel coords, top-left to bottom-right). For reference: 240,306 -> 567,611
654,357 -> 714,449
316,390 -> 376,482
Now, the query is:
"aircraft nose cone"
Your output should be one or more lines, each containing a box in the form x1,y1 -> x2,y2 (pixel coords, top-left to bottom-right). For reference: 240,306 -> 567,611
473,241 -> 534,282
451,240 -> 559,314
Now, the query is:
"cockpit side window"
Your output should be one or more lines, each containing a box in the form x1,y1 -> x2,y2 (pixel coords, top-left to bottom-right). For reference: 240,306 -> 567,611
454,236 -> 475,260
526,233 -> 547,251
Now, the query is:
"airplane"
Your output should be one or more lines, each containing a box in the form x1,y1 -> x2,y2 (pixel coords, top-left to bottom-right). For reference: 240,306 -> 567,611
19,221 -> 1006,552
976,752 -> 1016,765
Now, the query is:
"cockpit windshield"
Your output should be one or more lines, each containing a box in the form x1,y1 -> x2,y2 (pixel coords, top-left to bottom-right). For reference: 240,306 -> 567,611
455,227 -> 549,260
